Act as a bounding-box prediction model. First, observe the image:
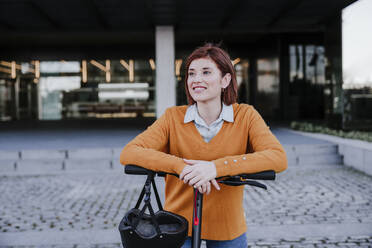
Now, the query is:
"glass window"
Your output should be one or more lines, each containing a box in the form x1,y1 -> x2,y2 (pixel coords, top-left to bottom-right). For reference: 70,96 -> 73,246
256,58 -> 280,119
290,45 -> 325,84
290,45 -> 304,82
235,59 -> 249,104
288,44 -> 326,119
0,59 -> 157,121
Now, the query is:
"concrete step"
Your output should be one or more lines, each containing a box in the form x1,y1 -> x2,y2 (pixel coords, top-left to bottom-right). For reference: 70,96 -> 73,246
0,159 -> 123,175
67,148 -> 114,159
0,160 -> 16,171
0,143 -> 344,174
0,148 -> 122,160
283,144 -> 338,156
16,159 -> 63,174
286,155 -> 343,166
21,149 -> 66,160
0,150 -> 20,160
297,153 -> 343,165
284,144 -> 342,166
64,159 -> 112,171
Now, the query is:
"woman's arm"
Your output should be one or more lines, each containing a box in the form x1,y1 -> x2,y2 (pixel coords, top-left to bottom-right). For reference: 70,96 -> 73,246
213,106 -> 287,177
120,108 -> 186,175
180,106 -> 287,188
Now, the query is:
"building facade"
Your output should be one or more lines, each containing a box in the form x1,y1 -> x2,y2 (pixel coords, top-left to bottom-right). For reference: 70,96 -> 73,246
0,0 -> 357,126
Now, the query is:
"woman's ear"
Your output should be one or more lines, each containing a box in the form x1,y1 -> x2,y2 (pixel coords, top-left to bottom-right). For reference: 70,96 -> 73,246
222,73 -> 231,89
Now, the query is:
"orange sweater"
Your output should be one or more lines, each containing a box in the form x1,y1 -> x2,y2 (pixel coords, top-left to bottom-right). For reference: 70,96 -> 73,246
120,103 -> 287,240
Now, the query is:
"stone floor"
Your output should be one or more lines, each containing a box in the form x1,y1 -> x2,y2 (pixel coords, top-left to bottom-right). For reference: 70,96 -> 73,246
0,165 -> 371,247
0,127 -> 371,247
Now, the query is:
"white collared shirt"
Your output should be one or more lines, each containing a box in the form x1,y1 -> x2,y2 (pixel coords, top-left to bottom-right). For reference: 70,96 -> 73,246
184,103 -> 234,143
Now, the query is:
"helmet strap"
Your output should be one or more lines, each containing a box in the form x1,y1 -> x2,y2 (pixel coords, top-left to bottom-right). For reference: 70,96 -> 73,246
132,172 -> 162,235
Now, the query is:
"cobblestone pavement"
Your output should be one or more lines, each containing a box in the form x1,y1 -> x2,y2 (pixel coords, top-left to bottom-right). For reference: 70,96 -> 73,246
244,166 -> 372,227
0,236 -> 372,248
1,164 -> 372,247
0,235 -> 372,248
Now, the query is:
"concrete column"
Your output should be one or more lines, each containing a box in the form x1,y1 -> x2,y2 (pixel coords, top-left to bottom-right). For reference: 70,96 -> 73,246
155,26 -> 176,118
37,81 -> 42,120
248,57 -> 257,107
324,12 -> 343,128
278,35 -> 290,120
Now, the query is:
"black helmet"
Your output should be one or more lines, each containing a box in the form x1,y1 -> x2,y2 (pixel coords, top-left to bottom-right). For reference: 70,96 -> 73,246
119,172 -> 188,248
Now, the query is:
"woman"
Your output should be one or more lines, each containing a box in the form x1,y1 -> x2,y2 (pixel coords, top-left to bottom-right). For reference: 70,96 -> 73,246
120,43 -> 287,248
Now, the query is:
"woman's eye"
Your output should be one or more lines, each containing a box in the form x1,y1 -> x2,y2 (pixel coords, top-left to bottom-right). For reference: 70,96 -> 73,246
188,72 -> 194,76
203,71 -> 211,75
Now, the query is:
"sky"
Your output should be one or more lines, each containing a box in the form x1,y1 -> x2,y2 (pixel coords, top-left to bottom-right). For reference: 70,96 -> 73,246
342,0 -> 372,85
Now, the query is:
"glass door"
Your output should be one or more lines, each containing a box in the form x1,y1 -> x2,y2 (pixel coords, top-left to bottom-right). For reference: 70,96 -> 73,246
256,58 -> 280,120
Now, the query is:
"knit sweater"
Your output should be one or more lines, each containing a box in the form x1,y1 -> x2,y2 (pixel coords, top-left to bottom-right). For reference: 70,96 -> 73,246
120,103 -> 287,240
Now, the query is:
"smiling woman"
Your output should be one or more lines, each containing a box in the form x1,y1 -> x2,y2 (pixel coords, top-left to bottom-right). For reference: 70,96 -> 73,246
184,44 -> 238,107
120,43 -> 287,248
188,58 -> 229,101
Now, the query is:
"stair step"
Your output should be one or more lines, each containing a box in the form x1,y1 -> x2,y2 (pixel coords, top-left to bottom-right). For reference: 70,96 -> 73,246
0,159 -> 120,175
64,159 -> 112,171
16,159 -> 63,174
0,160 -> 16,171
297,154 -> 343,165
0,143 -> 344,174
21,150 -> 66,160
0,151 -> 20,160
283,144 -> 342,166
283,144 -> 338,156
68,148 -> 114,159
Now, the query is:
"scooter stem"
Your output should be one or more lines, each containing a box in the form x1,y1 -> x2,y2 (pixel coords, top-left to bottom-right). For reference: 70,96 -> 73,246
191,189 -> 203,248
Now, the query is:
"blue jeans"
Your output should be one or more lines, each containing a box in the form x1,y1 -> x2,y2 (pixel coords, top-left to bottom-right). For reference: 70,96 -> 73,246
181,233 -> 247,248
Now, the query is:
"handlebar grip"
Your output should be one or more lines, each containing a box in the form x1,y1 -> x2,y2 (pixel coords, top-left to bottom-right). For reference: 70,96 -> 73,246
221,180 -> 268,190
240,170 -> 275,180
124,164 -> 154,175
124,164 -> 176,177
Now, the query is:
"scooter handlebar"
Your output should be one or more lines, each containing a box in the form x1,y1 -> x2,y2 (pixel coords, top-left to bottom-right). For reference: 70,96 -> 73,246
124,164 -> 153,175
124,164 -> 275,182
240,170 -> 275,180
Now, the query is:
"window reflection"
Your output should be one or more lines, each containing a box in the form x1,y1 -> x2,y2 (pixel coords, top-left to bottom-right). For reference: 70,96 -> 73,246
235,58 -> 280,119
290,45 -> 325,84
0,59 -> 158,120
289,44 -> 326,119
256,58 -> 279,119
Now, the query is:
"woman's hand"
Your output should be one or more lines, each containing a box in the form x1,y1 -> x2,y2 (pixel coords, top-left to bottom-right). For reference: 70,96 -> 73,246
180,159 -> 220,193
196,181 -> 212,194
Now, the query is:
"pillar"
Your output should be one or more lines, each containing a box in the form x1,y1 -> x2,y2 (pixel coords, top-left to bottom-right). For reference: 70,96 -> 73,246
155,26 -> 176,118
324,12 -> 343,129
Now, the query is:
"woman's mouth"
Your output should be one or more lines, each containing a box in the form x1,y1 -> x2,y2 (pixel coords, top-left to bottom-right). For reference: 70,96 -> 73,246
192,86 -> 207,92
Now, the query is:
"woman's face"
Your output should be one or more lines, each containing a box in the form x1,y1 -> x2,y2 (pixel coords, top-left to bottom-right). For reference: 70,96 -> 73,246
187,57 -> 230,105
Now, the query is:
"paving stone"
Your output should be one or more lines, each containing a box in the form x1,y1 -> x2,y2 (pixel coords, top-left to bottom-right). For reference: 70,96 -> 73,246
359,243 -> 372,247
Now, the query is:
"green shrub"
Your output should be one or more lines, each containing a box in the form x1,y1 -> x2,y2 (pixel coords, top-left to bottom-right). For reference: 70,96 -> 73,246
290,121 -> 372,143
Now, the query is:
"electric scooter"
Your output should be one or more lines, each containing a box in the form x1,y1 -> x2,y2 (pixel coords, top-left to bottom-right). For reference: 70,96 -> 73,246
120,164 -> 275,248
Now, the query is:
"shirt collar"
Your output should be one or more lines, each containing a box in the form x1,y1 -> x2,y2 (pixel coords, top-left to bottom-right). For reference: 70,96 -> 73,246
184,103 -> 234,124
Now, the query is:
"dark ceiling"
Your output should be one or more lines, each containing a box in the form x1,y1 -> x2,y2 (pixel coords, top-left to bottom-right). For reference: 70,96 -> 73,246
0,0 -> 357,60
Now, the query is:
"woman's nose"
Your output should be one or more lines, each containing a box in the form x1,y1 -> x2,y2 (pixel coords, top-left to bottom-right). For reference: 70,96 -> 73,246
194,72 -> 202,82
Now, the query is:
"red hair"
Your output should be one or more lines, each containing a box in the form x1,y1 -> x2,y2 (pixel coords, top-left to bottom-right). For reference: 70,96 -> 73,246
184,43 -> 238,105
